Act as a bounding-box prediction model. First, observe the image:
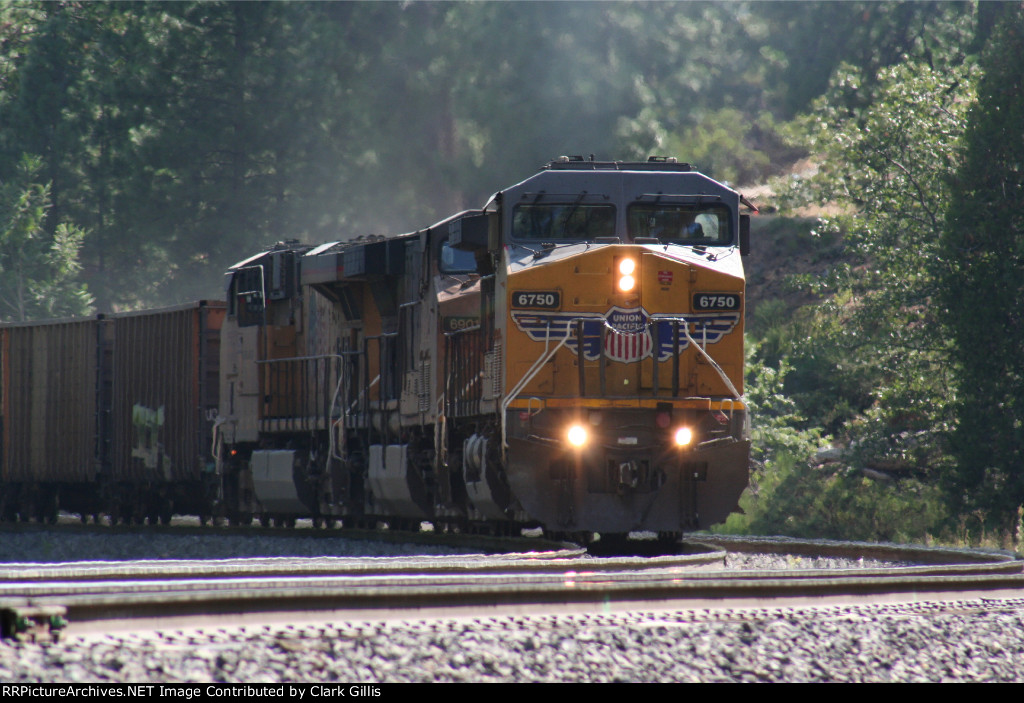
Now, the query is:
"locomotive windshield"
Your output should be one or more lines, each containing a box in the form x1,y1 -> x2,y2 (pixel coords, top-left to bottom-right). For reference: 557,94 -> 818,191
440,241 -> 477,273
512,203 -> 616,241
628,203 -> 732,245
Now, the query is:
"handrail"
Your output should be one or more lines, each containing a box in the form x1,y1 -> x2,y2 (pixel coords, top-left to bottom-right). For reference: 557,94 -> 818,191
499,315 -> 743,449
655,316 -> 742,400
500,319 -> 575,448
256,354 -> 347,461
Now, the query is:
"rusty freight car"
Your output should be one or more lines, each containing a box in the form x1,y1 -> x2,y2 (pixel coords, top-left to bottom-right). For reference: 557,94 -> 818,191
0,301 -> 224,523
0,317 -> 101,521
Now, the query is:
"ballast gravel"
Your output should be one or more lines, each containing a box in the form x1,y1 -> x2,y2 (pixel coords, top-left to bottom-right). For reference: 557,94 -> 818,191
0,527 -> 481,563
1,529 -> 1021,682
4,603 -> 1024,683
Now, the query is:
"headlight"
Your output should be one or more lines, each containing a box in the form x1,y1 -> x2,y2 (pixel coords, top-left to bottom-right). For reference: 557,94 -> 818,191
616,258 -> 637,292
567,424 -> 588,448
674,427 -> 693,447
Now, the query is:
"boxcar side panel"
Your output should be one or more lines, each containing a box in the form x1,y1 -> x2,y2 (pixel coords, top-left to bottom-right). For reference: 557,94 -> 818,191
109,302 -> 224,484
0,319 -> 99,484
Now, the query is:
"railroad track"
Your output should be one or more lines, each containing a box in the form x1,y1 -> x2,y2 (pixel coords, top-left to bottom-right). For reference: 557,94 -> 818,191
0,514 -> 545,552
2,537 -> 1021,643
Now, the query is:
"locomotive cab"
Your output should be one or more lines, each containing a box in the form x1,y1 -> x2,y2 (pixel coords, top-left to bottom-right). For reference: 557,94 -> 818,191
218,240 -> 319,525
450,157 -> 752,537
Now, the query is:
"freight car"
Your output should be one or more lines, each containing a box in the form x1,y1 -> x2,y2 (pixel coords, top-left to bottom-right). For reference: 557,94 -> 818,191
0,302 -> 224,524
217,156 -> 754,541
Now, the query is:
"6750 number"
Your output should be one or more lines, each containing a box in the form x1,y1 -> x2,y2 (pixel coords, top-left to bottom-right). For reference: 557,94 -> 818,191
692,293 -> 741,311
511,291 -> 561,309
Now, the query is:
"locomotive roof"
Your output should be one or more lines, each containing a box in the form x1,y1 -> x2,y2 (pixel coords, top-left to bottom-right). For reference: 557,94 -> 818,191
495,158 -> 738,208
542,156 -> 694,172
227,240 -> 316,271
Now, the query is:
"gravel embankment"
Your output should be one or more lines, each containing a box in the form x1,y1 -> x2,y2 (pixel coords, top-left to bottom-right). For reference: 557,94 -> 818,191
1,528 -> 1021,682
3,603 -> 1024,682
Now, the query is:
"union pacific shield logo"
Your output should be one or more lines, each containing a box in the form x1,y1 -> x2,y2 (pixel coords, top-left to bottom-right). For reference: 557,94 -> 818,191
510,306 -> 739,363
604,308 -> 652,362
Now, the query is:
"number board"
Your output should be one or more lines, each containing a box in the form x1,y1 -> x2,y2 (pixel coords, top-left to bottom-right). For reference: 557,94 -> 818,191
442,316 -> 480,333
692,292 -> 742,311
511,290 -> 561,310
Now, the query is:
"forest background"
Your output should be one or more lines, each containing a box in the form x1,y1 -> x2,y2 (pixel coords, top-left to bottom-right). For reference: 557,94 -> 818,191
1,1 -> 1022,544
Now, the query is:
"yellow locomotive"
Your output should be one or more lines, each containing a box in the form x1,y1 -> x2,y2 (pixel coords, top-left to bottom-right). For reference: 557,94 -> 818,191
217,156 -> 752,539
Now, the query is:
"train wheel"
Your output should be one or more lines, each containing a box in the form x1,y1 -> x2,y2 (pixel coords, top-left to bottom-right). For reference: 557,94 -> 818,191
496,522 -> 518,538
656,531 -> 682,548
158,498 -> 173,526
36,491 -> 53,524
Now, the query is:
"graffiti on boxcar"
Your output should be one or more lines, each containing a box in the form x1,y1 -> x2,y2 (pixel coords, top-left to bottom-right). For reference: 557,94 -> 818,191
132,403 -> 172,478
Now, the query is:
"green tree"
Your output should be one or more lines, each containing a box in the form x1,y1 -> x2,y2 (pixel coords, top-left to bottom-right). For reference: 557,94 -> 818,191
0,2 -> 170,309
782,57 -> 973,464
758,2 -> 975,118
0,155 -> 92,321
0,1 -> 991,315
940,4 -> 1024,529
720,338 -> 947,542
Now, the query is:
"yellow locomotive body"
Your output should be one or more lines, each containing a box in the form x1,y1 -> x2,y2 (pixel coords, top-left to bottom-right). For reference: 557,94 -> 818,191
500,238 -> 749,533
488,158 -> 751,535
216,157 -> 752,539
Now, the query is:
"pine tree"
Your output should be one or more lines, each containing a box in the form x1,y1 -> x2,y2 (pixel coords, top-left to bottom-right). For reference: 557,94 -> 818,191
940,3 -> 1024,528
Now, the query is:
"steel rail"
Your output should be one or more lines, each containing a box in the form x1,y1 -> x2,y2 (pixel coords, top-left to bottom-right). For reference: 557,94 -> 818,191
686,534 -> 1018,565
6,567 -> 1024,644
0,550 -> 723,583
1,537 -> 1021,642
